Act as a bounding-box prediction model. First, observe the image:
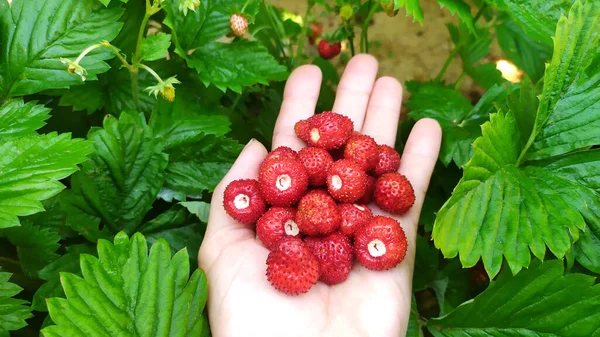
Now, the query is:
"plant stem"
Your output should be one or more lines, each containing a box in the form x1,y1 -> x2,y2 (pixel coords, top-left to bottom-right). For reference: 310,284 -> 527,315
295,2 -> 314,67
262,0 -> 290,70
230,93 -> 242,113
435,47 -> 459,82
360,1 -> 378,53
131,1 -> 155,110
348,36 -> 356,56
473,3 -> 488,23
435,4 -> 488,82
139,63 -> 164,83
454,72 -> 465,89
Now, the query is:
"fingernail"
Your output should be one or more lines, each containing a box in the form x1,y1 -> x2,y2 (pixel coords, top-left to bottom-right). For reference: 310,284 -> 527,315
243,138 -> 255,150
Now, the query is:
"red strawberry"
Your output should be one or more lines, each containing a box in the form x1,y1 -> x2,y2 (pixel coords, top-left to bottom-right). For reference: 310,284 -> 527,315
256,207 -> 299,250
298,147 -> 334,186
354,216 -> 407,271
259,158 -> 308,206
373,145 -> 401,176
308,23 -> 323,45
305,232 -> 353,285
374,173 -> 415,214
295,112 -> 354,149
230,14 -> 248,37
339,203 -> 373,237
223,179 -> 267,224
318,40 -> 341,59
357,175 -> 376,204
266,237 -> 320,295
327,159 -> 368,203
344,134 -> 379,171
265,146 -> 298,163
296,189 -> 341,236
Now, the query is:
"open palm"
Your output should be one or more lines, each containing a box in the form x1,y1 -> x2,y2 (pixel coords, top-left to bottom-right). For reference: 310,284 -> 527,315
199,55 -> 442,337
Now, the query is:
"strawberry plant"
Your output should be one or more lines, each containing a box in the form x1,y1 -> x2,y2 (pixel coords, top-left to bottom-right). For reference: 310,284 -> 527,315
0,0 -> 599,335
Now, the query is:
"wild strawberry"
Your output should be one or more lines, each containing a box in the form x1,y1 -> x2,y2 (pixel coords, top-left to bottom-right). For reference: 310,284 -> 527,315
296,190 -> 341,236
374,172 -> 415,214
266,237 -> 320,295
223,179 -> 267,224
256,207 -> 299,250
373,145 -> 401,176
308,23 -> 323,45
344,134 -> 379,171
339,203 -> 373,237
327,159 -> 368,203
357,175 -> 376,204
305,232 -> 353,285
259,158 -> 308,206
295,112 -> 354,150
264,146 -> 298,163
354,216 -> 407,271
298,147 -> 334,186
318,40 -> 342,59
230,14 -> 248,37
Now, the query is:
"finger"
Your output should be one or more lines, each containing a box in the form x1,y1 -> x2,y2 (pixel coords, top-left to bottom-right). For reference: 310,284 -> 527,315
205,139 -> 268,240
332,54 -> 379,130
361,76 -> 403,146
272,65 -> 322,151
399,119 -> 442,219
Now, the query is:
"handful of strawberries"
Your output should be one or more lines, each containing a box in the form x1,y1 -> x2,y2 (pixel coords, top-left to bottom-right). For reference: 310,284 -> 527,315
223,112 -> 414,295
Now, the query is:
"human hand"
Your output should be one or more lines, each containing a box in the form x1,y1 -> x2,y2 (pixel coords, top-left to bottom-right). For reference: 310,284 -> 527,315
199,54 -> 442,337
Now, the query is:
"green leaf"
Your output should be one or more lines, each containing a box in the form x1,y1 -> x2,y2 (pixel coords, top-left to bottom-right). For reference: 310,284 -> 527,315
407,81 -> 510,166
140,33 -> 172,61
20,196 -> 75,238
406,295 -> 424,337
98,0 -> 129,7
0,100 -> 51,141
164,136 -> 242,200
465,63 -> 506,90
427,260 -> 600,336
32,244 -> 96,312
433,110 -> 600,277
525,1 -> 600,161
540,150 -> 600,273
495,13 -> 553,82
149,90 -> 230,150
146,224 -> 205,269
41,232 -> 209,337
0,272 -> 32,332
58,81 -> 106,114
0,133 -> 93,228
4,224 -> 61,278
186,41 -> 289,93
180,201 -> 211,223
447,23 -> 492,68
396,0 -> 424,23
139,205 -> 198,233
64,112 -> 169,235
164,0 -> 288,92
505,76 -> 540,148
437,0 -> 474,32
0,0 -> 124,98
487,0 -> 571,46
433,1 -> 600,278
